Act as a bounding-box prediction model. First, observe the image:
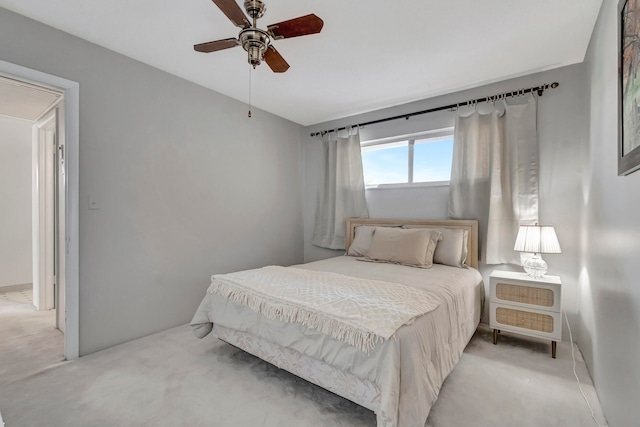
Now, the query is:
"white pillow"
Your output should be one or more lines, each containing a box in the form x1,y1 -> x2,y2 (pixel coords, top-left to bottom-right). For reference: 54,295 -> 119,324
364,227 -> 442,268
347,226 -> 376,256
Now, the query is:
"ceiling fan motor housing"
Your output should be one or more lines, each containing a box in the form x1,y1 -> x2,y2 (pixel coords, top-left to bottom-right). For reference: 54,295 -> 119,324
239,28 -> 270,67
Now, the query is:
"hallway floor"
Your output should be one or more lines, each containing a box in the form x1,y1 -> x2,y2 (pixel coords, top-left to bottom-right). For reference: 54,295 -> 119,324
0,286 -> 34,305
0,287 -> 64,386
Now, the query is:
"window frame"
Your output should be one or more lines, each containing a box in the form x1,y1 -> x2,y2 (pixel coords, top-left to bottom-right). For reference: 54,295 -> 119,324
361,128 -> 454,189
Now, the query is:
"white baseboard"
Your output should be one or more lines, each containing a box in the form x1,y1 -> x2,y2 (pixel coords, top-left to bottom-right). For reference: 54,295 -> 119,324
0,283 -> 32,292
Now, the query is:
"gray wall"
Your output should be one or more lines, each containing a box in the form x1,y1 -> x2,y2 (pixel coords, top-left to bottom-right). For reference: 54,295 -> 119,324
581,1 -> 640,426
303,64 -> 589,337
0,8 -> 304,355
0,116 -> 32,288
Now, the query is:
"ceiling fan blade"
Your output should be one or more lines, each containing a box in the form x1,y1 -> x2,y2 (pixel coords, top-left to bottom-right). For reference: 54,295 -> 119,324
264,46 -> 290,73
211,0 -> 251,28
267,14 -> 324,39
194,38 -> 240,53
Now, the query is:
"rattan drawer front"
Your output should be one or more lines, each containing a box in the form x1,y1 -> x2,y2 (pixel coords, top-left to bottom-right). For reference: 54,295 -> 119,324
495,307 -> 554,333
496,282 -> 554,307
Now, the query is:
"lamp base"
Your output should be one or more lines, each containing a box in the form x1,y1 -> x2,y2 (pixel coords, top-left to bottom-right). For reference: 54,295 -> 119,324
523,254 -> 547,278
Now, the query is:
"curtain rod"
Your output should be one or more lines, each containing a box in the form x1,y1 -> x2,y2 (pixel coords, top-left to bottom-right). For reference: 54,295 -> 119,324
309,82 -> 559,137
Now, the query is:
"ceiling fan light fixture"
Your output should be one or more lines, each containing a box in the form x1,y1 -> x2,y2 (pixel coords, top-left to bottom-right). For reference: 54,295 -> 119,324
247,45 -> 264,67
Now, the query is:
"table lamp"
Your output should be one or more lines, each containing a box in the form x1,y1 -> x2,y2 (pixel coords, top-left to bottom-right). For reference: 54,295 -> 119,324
513,224 -> 561,278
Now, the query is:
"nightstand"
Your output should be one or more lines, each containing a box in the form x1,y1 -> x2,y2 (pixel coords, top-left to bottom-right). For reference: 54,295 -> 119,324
489,270 -> 562,358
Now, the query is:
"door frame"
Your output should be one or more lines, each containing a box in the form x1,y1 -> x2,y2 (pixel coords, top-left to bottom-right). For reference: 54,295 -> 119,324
0,60 -> 80,360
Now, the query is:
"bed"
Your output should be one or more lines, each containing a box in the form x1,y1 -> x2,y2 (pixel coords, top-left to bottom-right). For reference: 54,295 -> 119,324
191,218 -> 483,427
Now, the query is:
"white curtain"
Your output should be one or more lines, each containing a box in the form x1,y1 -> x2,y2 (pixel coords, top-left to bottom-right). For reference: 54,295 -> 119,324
448,95 -> 539,264
312,129 -> 369,250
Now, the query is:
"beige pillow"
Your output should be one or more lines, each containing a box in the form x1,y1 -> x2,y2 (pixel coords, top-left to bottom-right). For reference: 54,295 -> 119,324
365,227 -> 442,268
347,226 -> 376,256
402,225 -> 469,268
433,228 -> 468,268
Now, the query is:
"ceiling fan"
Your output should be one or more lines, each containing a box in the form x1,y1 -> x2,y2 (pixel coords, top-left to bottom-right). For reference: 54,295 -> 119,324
195,0 -> 324,73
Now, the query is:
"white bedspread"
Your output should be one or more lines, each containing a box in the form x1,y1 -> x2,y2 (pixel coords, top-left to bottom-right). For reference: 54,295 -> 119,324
208,266 -> 441,353
191,256 -> 483,427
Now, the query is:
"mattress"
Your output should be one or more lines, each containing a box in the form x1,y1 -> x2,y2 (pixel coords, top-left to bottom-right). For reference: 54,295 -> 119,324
191,255 -> 484,427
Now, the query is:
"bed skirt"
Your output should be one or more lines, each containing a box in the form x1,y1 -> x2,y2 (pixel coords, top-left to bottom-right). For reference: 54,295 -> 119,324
213,324 -> 382,413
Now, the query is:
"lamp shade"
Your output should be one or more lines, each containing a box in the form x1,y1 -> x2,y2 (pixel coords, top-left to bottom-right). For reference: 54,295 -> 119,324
513,225 -> 561,254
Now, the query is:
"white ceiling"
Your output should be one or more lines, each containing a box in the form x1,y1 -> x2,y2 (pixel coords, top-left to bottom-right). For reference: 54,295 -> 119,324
0,1 -> 603,126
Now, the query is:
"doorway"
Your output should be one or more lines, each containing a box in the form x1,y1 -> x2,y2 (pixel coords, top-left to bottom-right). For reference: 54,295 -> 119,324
0,76 -> 64,357
0,60 -> 79,360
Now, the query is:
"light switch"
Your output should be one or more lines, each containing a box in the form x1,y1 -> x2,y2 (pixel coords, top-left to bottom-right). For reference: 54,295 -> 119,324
88,195 -> 100,210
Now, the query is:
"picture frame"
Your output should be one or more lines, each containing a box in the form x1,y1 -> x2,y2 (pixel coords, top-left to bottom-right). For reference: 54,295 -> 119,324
619,0 -> 640,175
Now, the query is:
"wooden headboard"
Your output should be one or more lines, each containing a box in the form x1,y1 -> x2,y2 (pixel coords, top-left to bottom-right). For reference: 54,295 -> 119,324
345,218 -> 479,269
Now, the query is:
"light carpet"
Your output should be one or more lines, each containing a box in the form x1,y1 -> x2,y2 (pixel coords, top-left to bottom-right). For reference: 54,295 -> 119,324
0,294 -> 607,427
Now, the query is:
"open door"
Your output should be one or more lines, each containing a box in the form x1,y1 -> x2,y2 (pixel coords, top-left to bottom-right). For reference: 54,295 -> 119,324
32,105 -> 65,333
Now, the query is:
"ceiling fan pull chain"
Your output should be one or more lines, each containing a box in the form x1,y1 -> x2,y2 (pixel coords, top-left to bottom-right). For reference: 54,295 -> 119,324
248,65 -> 252,118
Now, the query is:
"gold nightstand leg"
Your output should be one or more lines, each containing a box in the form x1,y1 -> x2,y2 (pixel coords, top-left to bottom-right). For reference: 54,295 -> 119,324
493,329 -> 498,345
552,341 -> 557,359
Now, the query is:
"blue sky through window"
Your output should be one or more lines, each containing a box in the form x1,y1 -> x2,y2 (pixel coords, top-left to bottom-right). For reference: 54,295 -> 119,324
361,135 -> 453,185
362,143 -> 408,185
413,137 -> 453,182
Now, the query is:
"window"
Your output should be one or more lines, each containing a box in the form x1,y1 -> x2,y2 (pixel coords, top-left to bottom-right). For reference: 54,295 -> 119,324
361,129 -> 454,187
